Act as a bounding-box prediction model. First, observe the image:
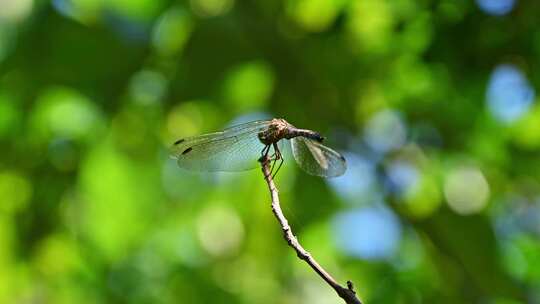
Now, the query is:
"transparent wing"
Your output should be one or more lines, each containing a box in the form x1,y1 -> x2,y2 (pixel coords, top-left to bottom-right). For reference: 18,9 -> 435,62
170,120 -> 279,172
170,120 -> 271,157
290,137 -> 347,177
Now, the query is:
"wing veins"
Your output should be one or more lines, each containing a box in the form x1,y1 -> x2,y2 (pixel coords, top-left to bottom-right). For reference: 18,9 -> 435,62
171,120 -> 270,158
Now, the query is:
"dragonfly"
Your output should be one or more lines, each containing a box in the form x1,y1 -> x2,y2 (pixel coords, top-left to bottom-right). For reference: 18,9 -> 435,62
170,118 -> 346,178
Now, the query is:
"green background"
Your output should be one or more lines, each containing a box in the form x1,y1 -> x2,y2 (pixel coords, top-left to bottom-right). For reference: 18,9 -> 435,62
0,0 -> 539,303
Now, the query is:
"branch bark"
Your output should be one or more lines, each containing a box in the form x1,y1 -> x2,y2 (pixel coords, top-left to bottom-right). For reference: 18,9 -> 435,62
259,157 -> 362,304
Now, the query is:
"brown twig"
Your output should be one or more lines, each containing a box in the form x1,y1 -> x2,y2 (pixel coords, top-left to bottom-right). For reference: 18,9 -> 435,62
259,156 -> 362,304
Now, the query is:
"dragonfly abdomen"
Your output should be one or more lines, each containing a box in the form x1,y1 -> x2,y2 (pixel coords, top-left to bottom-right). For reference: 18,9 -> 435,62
287,129 -> 324,142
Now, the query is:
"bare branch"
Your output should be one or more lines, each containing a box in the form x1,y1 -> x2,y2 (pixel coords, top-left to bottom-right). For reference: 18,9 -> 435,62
259,156 -> 362,304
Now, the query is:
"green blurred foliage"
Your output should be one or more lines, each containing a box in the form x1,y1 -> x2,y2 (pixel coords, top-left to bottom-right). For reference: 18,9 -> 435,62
0,0 -> 539,303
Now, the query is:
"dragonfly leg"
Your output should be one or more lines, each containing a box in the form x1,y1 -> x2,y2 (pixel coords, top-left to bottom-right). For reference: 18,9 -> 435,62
268,144 -> 279,176
271,157 -> 284,179
273,142 -> 282,160
259,144 -> 271,161
270,142 -> 284,178
269,157 -> 277,176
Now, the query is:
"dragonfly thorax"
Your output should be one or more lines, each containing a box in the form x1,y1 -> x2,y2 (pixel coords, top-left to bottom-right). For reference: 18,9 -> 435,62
257,118 -> 291,145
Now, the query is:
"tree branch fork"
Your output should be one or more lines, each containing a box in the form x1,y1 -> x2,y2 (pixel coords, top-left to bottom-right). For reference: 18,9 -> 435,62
259,156 -> 362,304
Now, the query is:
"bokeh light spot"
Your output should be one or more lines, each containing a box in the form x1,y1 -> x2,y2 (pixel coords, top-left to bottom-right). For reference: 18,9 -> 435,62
0,0 -> 33,23
80,141 -> 158,261
385,160 -> 419,196
34,234 -> 82,277
511,104 -> 540,149
197,205 -> 244,257
403,172 -> 442,218
401,12 -> 433,54
152,7 -> 193,56
476,0 -> 516,16
128,70 -> 167,105
327,152 -> 378,205
487,64 -> 535,124
444,166 -> 490,215
346,0 -> 393,54
392,56 -> 434,99
287,0 -> 344,32
333,206 -> 402,260
223,61 -> 274,112
190,0 -> 234,17
31,87 -> 104,142
364,109 -> 407,153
